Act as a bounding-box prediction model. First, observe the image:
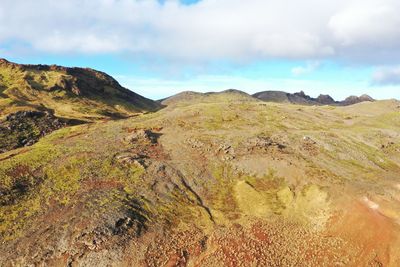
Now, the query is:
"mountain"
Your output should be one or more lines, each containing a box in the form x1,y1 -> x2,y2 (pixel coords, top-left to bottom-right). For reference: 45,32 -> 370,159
316,94 -> 335,105
253,90 -> 375,106
0,59 -> 161,152
341,94 -> 375,105
159,91 -> 204,105
252,90 -> 291,103
1,86 -> 400,266
160,89 -> 257,106
162,89 -> 375,107
0,59 -> 161,120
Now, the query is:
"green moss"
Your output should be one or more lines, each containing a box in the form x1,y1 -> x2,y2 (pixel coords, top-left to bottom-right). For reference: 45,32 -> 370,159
288,184 -> 331,230
209,165 -> 237,213
0,154 -> 84,240
0,61 -> 160,120
277,186 -> 294,207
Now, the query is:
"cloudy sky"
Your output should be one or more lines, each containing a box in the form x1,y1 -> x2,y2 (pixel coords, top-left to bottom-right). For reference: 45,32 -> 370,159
1,0 -> 400,100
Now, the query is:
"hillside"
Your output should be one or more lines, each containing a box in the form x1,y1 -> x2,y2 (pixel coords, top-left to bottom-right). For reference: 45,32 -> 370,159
0,59 -> 161,152
162,89 -> 375,107
160,89 -> 257,106
0,59 -> 161,120
252,90 -> 291,103
1,93 -> 400,266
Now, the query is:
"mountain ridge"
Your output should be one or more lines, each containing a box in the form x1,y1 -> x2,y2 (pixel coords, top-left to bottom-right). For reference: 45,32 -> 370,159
159,89 -> 257,106
253,90 -> 375,106
0,58 -> 161,120
161,89 -> 375,106
1,93 -> 399,266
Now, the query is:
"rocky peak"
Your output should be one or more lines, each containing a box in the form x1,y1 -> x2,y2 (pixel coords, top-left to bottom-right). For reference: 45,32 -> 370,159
0,58 -> 9,64
316,94 -> 335,104
359,94 -> 374,101
254,90 -> 376,106
294,91 -> 307,97
343,96 -> 359,106
342,95 -> 375,105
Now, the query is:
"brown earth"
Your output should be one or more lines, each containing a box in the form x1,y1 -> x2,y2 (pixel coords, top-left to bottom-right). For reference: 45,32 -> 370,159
1,86 -> 400,266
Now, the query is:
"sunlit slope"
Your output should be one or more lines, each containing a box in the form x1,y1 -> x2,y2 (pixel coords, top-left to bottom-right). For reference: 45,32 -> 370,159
0,59 -> 161,121
1,97 -> 400,266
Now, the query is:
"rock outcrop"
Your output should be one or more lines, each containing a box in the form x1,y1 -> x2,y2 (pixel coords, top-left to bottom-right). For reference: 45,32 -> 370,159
253,90 -> 374,106
0,110 -> 67,152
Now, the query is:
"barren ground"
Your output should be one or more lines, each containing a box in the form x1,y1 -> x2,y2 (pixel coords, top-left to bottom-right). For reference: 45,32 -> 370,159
1,97 -> 400,266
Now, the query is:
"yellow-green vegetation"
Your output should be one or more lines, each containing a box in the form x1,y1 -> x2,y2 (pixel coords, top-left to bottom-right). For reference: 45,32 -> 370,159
1,89 -> 400,266
0,119 -> 148,241
0,59 -> 160,121
209,165 -> 238,215
234,169 -> 284,217
161,89 -> 256,107
0,59 -> 162,155
283,184 -> 331,230
235,180 -> 273,217
233,170 -> 330,229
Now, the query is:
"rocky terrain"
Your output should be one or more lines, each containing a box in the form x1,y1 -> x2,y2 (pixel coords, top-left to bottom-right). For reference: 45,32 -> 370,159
0,59 -> 161,152
1,62 -> 400,266
162,89 -> 374,107
252,90 -> 375,106
0,59 -> 160,121
0,110 -> 68,153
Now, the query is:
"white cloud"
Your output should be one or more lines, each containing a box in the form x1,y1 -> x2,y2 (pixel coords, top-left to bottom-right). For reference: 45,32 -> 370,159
328,0 -> 400,63
291,61 -> 321,76
372,67 -> 400,85
0,0 -> 400,64
329,0 -> 400,46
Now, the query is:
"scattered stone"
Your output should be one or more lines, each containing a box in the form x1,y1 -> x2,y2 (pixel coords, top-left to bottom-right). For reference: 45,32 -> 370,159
222,155 -> 235,161
380,141 -> 399,153
214,143 -> 236,160
302,136 -> 316,144
114,217 -> 134,235
301,136 -> 319,155
124,129 -> 160,144
216,144 -> 234,154
245,136 -> 286,151
185,138 -> 204,149
0,110 -> 67,153
113,152 -> 147,168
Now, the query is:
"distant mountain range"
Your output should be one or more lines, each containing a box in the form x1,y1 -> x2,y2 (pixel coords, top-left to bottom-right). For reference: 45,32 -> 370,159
160,89 -> 375,106
159,89 -> 255,105
252,90 -> 374,106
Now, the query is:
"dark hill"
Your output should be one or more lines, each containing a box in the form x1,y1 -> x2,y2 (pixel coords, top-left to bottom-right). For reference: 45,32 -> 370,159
253,90 -> 374,106
0,58 -> 161,120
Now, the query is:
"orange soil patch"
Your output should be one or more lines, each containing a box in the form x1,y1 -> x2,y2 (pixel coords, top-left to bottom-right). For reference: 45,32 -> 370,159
327,200 -> 400,266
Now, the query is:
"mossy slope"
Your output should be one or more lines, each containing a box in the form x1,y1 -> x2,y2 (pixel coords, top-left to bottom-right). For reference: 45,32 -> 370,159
0,59 -> 161,121
0,96 -> 400,266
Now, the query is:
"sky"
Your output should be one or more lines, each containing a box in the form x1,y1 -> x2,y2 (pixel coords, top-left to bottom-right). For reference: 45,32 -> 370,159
1,0 -> 400,100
